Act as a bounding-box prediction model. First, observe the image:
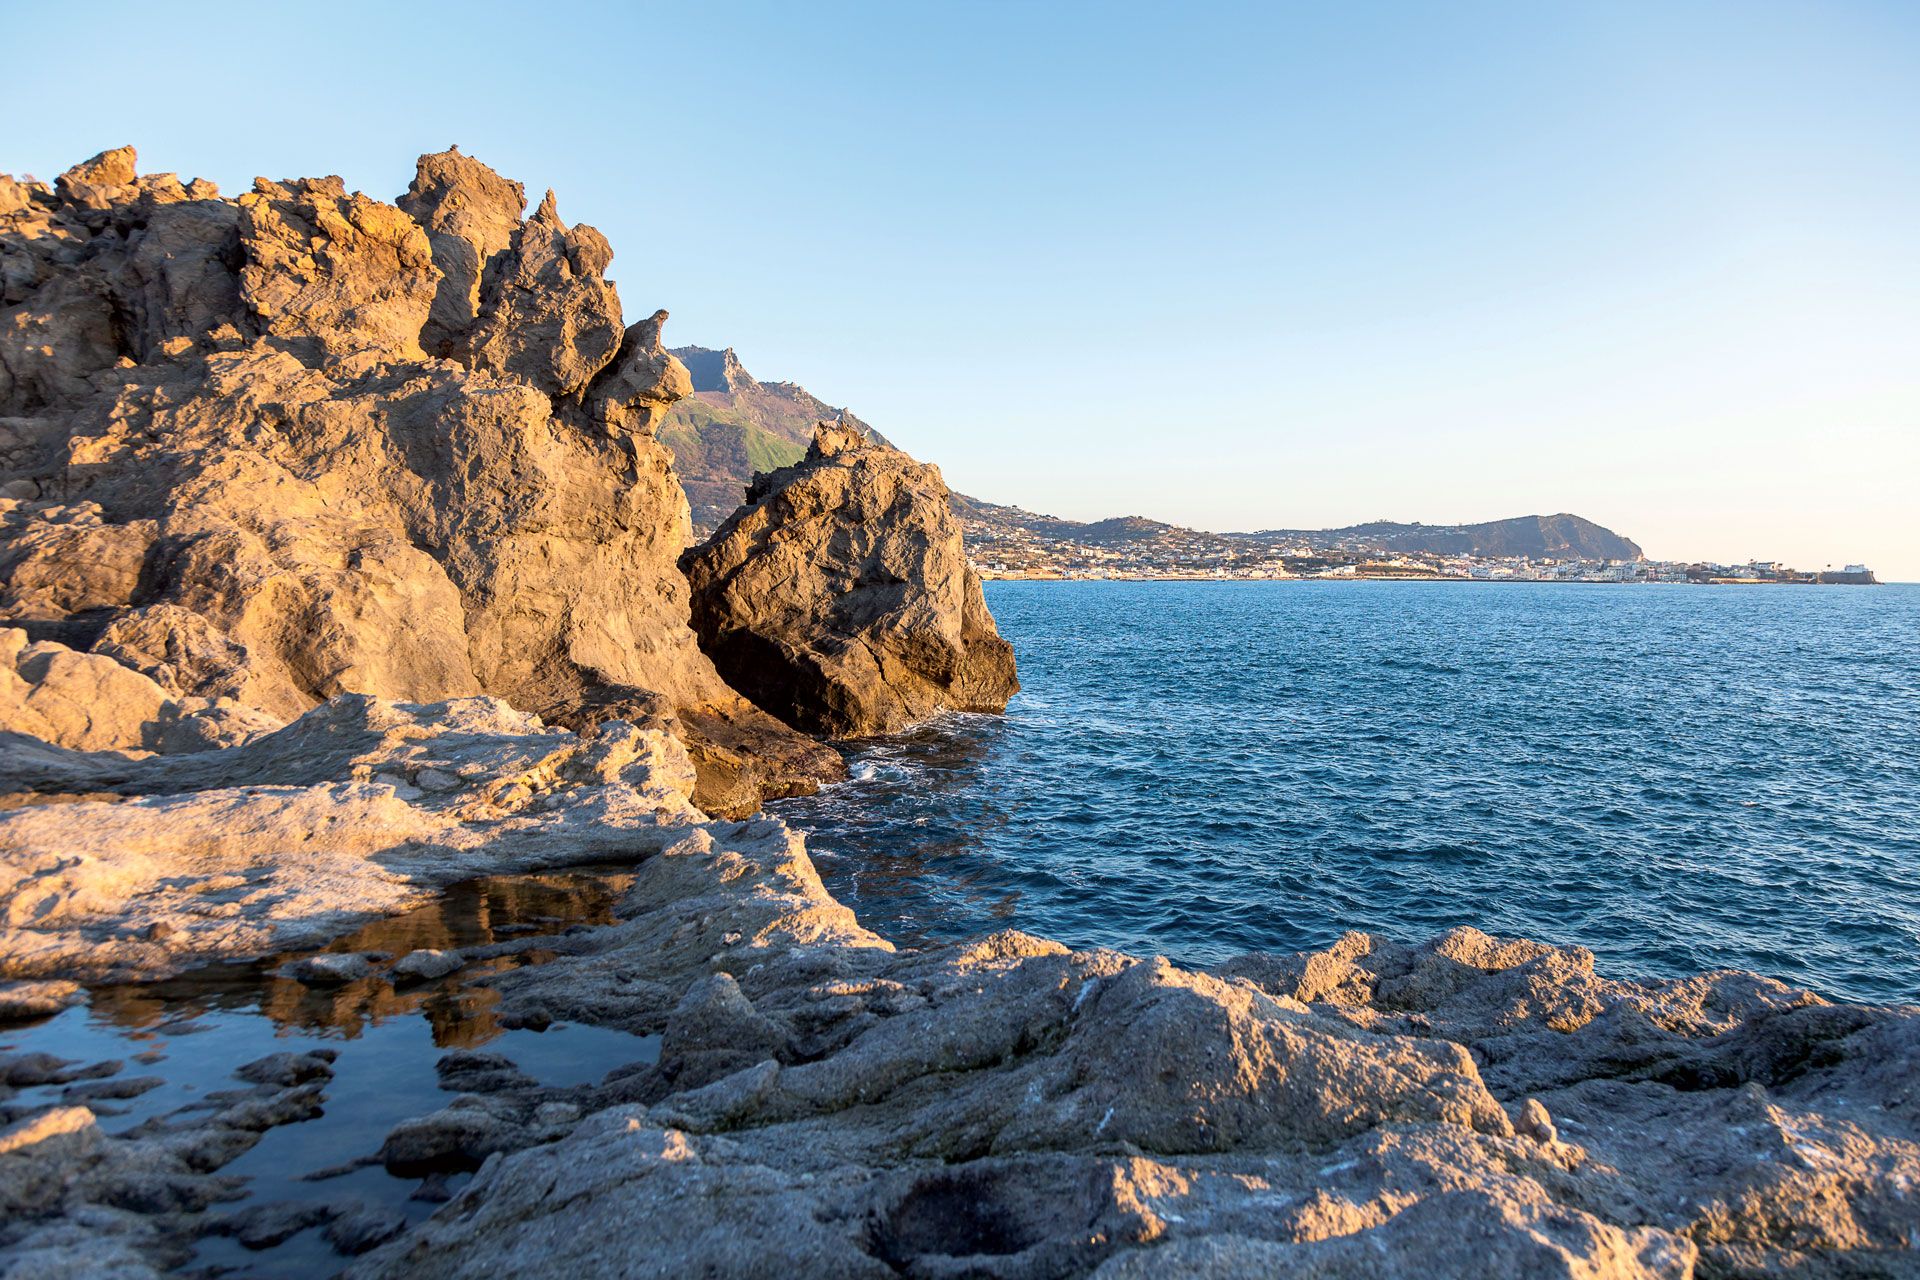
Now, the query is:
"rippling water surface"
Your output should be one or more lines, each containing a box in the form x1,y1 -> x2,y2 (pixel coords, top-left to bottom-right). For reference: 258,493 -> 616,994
773,581 -> 1920,1003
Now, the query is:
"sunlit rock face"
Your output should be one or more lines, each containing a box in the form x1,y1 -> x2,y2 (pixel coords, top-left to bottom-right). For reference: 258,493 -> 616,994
0,145 -> 836,811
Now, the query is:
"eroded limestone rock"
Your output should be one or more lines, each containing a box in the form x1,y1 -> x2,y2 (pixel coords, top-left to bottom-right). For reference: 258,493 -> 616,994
0,629 -> 278,754
313,876 -> 1920,1280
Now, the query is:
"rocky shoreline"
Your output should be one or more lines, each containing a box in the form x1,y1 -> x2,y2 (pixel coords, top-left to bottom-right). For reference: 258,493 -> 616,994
2,146 -> 1916,1278
5,722 -> 1917,1277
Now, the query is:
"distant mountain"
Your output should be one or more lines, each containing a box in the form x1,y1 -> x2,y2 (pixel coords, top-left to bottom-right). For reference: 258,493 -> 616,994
1240,514 -> 1643,561
661,347 -> 885,534
953,496 -> 1645,571
661,351 -> 1642,564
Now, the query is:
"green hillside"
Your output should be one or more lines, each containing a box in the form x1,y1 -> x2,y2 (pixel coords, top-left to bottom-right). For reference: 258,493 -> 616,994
659,397 -> 808,535
660,399 -> 807,479
662,346 -> 883,537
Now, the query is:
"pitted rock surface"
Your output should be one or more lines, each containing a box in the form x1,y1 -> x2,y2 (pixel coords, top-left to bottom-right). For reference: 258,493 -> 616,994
334,910 -> 1920,1280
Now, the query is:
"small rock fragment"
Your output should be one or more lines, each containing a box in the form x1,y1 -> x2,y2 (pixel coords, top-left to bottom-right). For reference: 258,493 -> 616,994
2,1052 -> 78,1087
379,1102 -> 527,1175
224,1199 -> 331,1249
534,1101 -> 581,1127
0,980 -> 83,1020
285,953 -> 373,985
435,1050 -> 536,1094
1518,1098 -> 1558,1145
0,1104 -> 96,1154
234,1051 -> 337,1086
392,949 -> 463,982
324,1198 -> 408,1254
62,1075 -> 163,1103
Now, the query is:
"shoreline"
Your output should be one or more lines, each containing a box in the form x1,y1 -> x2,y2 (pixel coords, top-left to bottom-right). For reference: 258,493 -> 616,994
4,694 -> 1918,1277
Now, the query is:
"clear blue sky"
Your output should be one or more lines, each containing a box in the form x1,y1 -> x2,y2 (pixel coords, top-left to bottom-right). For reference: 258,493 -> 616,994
7,1 -> 1917,577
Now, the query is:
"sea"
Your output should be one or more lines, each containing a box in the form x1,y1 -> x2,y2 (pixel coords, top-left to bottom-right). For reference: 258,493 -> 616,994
774,580 -> 1920,1005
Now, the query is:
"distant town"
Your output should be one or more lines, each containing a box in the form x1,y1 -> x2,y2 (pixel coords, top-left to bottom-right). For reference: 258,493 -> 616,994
957,498 -> 1878,586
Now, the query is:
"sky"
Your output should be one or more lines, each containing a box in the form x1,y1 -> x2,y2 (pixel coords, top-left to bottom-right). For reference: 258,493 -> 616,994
6,1 -> 1917,578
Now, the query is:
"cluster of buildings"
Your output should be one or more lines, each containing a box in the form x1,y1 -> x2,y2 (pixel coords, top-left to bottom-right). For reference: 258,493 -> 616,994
964,525 -> 1876,586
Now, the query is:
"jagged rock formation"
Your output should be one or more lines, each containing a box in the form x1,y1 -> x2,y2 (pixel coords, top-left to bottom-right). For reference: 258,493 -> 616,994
4,711 -> 1916,1280
336,919 -> 1917,1280
2,698 -> 1917,1277
681,424 -> 1018,737
0,146 -> 842,814
661,344 -> 886,536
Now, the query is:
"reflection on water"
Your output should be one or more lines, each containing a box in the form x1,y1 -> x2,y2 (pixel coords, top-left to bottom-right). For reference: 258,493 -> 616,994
83,870 -> 635,1049
1,869 -> 657,1280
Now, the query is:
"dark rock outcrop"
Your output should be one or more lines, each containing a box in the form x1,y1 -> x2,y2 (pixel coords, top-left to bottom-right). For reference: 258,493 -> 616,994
0,145 -> 840,812
681,424 -> 1018,738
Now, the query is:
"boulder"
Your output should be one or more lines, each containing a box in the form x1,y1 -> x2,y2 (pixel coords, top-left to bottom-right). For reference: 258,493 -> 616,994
681,424 -> 1018,737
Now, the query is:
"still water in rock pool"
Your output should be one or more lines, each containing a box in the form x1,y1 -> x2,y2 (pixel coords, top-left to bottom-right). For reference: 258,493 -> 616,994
2,872 -> 659,1279
775,580 -> 1920,1004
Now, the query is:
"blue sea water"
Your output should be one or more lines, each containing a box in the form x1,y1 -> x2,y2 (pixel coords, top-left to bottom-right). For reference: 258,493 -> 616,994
773,581 -> 1920,1005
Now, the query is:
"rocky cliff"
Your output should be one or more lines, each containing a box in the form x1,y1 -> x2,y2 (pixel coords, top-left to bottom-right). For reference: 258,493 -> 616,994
0,146 -> 855,814
682,423 -> 1018,737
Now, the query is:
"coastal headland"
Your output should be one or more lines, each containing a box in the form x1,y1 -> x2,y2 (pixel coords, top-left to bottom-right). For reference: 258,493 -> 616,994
0,148 -> 1914,1279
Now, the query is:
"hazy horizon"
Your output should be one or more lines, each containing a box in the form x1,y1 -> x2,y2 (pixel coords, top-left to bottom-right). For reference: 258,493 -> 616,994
7,0 -> 1915,578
